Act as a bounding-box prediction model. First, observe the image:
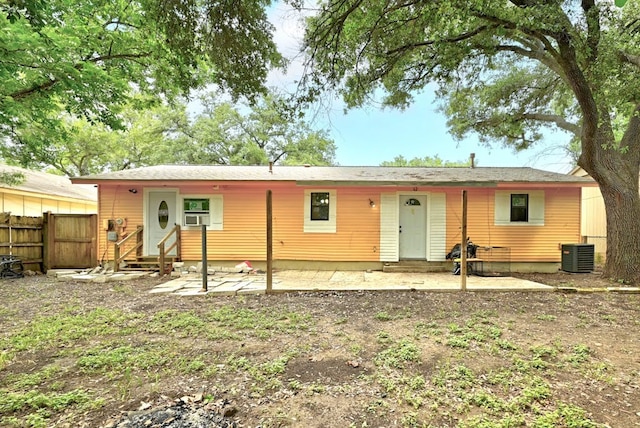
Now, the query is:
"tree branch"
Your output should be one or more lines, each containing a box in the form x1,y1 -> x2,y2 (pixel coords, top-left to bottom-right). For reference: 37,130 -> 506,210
581,0 -> 600,64
272,150 -> 287,163
619,51 -> 640,69
385,25 -> 498,56
9,52 -> 151,100
493,43 -> 567,82
520,113 -> 580,135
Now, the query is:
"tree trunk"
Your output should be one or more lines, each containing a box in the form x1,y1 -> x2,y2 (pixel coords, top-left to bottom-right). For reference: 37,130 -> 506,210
580,118 -> 640,284
600,181 -> 640,283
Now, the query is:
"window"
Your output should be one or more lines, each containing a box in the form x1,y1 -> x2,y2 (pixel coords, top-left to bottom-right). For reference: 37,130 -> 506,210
510,194 -> 528,222
304,189 -> 336,233
495,190 -> 544,226
311,192 -> 330,220
182,195 -> 223,230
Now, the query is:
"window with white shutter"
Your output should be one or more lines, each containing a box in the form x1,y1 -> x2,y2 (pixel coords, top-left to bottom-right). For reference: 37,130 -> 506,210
181,195 -> 223,230
495,190 -> 544,226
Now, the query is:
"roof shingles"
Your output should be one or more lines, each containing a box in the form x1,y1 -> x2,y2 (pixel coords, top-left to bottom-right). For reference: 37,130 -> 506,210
71,165 -> 592,185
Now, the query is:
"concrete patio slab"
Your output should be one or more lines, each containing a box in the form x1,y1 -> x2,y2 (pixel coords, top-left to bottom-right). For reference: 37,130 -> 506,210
150,270 -> 554,295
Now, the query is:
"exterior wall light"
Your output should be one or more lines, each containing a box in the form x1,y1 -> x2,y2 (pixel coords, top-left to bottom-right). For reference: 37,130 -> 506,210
369,198 -> 376,208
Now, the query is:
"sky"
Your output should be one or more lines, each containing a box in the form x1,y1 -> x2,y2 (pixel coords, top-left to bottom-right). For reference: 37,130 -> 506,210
266,4 -> 576,174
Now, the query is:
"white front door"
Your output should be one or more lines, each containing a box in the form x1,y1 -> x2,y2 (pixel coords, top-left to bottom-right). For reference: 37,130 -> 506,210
399,195 -> 427,259
146,190 -> 177,256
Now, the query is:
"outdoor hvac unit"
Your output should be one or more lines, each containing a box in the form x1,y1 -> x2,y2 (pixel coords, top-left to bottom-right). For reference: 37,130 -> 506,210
561,244 -> 594,273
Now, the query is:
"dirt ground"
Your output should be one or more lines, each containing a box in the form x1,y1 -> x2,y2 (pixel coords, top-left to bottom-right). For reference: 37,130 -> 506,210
1,270 -> 639,427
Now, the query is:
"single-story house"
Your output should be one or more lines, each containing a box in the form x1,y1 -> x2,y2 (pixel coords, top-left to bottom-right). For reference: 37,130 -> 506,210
71,164 -> 595,272
0,164 -> 97,216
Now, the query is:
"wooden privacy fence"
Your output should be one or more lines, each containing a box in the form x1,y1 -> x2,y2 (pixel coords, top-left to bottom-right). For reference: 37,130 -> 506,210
0,213 -> 43,271
0,212 -> 97,272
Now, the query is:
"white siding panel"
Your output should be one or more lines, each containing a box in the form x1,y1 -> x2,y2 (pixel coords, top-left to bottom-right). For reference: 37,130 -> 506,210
428,193 -> 447,261
581,187 -> 605,236
379,193 -> 398,262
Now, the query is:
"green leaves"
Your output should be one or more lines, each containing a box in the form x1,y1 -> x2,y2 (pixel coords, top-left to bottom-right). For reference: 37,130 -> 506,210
0,0 -> 282,156
168,92 -> 336,166
298,0 -> 640,152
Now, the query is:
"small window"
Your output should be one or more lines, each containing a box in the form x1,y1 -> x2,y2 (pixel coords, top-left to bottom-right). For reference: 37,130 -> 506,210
183,198 -> 210,226
181,195 -> 223,229
510,194 -> 528,222
304,190 -> 337,233
311,192 -> 330,221
405,198 -> 421,206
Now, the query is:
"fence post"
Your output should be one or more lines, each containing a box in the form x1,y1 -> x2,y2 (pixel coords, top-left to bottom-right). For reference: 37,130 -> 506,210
42,212 -> 50,272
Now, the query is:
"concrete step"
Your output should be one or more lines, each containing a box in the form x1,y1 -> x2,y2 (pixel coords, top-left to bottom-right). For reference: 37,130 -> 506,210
383,262 -> 449,273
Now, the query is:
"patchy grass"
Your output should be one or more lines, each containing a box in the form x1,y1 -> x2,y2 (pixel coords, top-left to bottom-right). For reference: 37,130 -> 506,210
0,276 -> 635,427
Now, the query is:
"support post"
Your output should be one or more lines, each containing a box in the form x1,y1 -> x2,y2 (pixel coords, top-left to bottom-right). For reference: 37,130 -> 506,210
266,190 -> 273,294
461,190 -> 468,291
201,224 -> 207,292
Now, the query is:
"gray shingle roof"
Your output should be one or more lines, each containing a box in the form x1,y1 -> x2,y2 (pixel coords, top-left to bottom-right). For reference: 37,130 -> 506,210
1,164 -> 97,201
71,165 -> 591,186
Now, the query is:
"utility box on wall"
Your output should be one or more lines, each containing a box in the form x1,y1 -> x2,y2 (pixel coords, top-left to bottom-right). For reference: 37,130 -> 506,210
561,244 -> 594,273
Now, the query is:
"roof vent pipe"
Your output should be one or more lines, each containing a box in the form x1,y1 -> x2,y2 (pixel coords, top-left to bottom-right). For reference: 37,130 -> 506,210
269,161 -> 273,174
470,153 -> 475,169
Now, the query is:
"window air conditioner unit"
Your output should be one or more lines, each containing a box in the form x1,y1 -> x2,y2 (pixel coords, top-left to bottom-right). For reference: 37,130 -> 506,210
184,214 -> 209,226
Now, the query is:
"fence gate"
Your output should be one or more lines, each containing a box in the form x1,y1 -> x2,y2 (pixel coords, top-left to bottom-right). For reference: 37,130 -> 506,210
43,213 -> 97,270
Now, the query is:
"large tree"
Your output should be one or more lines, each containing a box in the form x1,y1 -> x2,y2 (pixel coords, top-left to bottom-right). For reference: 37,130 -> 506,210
2,97 -> 185,176
168,93 -> 337,166
5,92 -> 336,175
298,0 -> 640,283
0,0 -> 281,145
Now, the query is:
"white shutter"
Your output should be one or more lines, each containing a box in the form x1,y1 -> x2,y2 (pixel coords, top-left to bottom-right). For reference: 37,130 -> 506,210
494,191 -> 511,225
211,195 -> 223,230
528,191 -> 545,225
428,193 -> 447,261
379,193 -> 398,261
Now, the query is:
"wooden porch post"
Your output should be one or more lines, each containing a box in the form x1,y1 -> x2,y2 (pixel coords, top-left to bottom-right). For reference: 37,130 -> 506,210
266,190 -> 273,294
461,190 -> 468,291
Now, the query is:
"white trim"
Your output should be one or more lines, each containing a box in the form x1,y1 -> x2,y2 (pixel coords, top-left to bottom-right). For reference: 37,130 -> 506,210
179,194 -> 223,230
143,188 -> 179,257
495,190 -> 544,226
380,191 -> 447,262
303,189 -> 337,233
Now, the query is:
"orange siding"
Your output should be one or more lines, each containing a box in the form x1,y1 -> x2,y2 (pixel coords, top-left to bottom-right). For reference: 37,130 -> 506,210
97,183 -> 381,264
96,183 -> 581,265
181,184 -> 267,259
271,186 -> 380,261
444,187 -> 581,262
97,184 -> 145,264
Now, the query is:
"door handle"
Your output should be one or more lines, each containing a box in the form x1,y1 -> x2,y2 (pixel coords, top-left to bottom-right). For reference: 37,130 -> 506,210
399,225 -> 402,233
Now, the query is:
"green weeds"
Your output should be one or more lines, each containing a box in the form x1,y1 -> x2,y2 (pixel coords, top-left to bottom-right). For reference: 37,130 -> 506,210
374,339 -> 420,369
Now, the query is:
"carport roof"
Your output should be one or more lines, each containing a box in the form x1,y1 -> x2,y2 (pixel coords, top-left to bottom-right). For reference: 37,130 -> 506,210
71,164 -> 594,186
